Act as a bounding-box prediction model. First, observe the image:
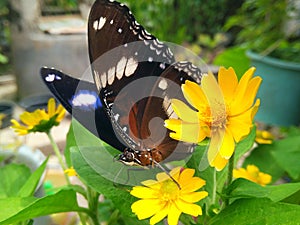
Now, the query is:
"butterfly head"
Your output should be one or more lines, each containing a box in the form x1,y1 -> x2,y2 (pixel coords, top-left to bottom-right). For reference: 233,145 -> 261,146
116,148 -> 142,166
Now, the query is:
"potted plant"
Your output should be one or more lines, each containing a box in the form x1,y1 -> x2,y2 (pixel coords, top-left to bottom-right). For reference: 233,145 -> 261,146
225,0 -> 300,126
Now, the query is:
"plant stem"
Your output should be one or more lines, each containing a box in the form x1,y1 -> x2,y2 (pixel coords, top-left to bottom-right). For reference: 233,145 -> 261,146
212,168 -> 217,205
224,152 -> 234,207
86,186 -> 100,225
46,131 -> 70,185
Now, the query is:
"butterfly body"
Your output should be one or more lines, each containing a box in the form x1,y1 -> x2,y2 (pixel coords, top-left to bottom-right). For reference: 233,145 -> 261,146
41,0 -> 202,167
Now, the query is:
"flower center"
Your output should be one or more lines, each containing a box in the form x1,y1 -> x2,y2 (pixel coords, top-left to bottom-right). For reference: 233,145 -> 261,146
160,180 -> 180,201
200,101 -> 227,129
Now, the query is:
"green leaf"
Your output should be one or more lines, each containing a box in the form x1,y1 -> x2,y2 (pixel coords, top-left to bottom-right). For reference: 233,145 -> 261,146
0,164 -> 31,198
18,158 -> 48,197
208,198 -> 300,225
213,46 -> 250,78
234,127 -> 256,164
243,144 -> 284,182
271,136 -> 300,180
71,147 -> 149,225
0,189 -> 83,225
226,179 -> 300,202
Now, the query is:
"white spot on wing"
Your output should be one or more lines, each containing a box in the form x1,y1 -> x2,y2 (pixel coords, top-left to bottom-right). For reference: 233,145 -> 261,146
72,93 -> 97,107
100,72 -> 107,88
148,57 -> 153,62
107,67 -> 115,85
125,58 -> 138,77
98,17 -> 106,30
118,28 -> 122,33
94,70 -> 101,89
114,113 -> 120,121
45,74 -> 61,82
116,56 -> 127,79
93,20 -> 98,30
158,78 -> 168,90
110,19 -> 114,24
160,63 -> 166,69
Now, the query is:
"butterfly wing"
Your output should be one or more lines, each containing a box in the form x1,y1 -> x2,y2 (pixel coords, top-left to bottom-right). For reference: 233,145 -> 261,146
40,67 -> 127,151
88,0 -> 203,165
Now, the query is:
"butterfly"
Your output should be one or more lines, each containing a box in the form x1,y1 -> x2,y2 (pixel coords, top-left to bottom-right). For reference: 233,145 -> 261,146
40,0 -> 202,167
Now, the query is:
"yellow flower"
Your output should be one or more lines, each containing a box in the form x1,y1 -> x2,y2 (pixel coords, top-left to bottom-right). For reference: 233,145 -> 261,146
255,129 -> 274,144
64,166 -> 77,176
11,98 -> 65,135
233,164 -> 272,186
130,167 -> 208,225
0,113 -> 6,128
165,67 -> 262,171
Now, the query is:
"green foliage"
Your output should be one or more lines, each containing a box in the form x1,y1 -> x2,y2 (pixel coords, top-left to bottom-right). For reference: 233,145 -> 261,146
124,0 -> 242,43
0,189 -> 83,225
226,179 -> 300,203
208,198 -> 300,225
213,46 -> 250,77
244,127 -> 300,182
224,0 -> 300,62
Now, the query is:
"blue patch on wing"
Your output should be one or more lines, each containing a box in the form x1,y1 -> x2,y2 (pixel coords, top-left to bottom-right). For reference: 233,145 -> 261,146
70,90 -> 102,111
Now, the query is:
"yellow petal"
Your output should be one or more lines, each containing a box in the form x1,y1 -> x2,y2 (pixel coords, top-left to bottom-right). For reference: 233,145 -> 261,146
180,177 -> 206,193
180,191 -> 208,203
182,80 -> 209,110
55,105 -> 66,122
131,199 -> 162,220
228,107 -> 255,142
149,204 -> 168,225
230,67 -> 255,112
178,168 -> 195,185
167,204 -> 181,225
169,167 -> 181,182
20,112 -> 39,126
156,171 -> 170,182
207,128 -> 225,167
48,98 -> 56,117
130,186 -> 158,199
141,179 -> 160,188
218,127 -> 235,159
218,67 -> 238,103
171,99 -> 199,123
11,119 -> 22,127
175,199 -> 203,216
210,152 -> 228,171
165,119 -> 207,143
201,71 -> 226,124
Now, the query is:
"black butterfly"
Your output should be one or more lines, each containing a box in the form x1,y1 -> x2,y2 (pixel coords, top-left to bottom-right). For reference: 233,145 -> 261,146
40,0 -> 202,167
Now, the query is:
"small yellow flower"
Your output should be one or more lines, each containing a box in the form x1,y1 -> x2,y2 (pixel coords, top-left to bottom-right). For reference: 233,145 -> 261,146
233,164 -> 272,186
255,129 -> 274,144
165,67 -> 262,171
0,113 -> 6,128
11,98 -> 65,135
64,166 -> 77,176
130,167 -> 208,225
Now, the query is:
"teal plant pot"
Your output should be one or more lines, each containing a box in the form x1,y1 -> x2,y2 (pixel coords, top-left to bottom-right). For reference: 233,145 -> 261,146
246,51 -> 300,126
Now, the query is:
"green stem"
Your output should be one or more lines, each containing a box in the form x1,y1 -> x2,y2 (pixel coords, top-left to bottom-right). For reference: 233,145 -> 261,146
86,186 -> 100,225
224,152 -> 234,207
212,168 -> 217,205
46,131 -> 70,185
